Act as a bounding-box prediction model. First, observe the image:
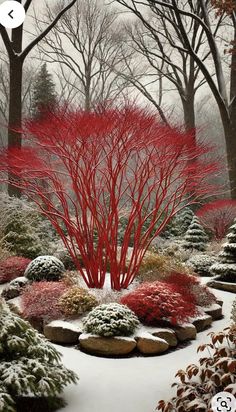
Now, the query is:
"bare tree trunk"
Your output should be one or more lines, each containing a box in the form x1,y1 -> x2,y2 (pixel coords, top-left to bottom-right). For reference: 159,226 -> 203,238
181,95 -> 196,136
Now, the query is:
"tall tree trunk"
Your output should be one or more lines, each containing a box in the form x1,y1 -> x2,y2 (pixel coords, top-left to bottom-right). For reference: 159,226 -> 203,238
181,93 -> 196,142
8,21 -> 23,197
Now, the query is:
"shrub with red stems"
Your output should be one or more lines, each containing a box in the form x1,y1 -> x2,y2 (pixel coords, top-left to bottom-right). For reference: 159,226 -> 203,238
162,272 -> 217,307
21,281 -> 68,321
197,199 -> 236,240
0,256 -> 31,284
120,281 -> 199,326
0,106 -> 219,290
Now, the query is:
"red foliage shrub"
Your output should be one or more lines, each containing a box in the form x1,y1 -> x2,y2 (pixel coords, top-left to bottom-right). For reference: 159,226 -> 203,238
162,272 -> 217,308
120,281 -> 199,326
21,281 -> 68,321
197,199 -> 236,239
0,106 -> 219,290
0,256 -> 31,284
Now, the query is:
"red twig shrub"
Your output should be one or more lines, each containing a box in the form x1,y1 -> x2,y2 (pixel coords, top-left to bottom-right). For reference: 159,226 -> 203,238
21,281 -> 68,321
0,106 -> 218,290
0,256 -> 31,284
197,199 -> 236,239
120,281 -> 198,326
162,272 -> 217,308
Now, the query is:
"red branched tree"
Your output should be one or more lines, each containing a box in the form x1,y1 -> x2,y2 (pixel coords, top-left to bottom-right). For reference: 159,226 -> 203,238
0,106 -> 218,290
197,199 -> 236,240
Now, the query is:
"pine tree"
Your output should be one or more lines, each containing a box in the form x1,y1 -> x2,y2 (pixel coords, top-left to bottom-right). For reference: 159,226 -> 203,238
183,216 -> 208,251
0,299 -> 78,412
3,211 -> 44,259
162,207 -> 194,238
210,218 -> 236,283
31,63 -> 57,119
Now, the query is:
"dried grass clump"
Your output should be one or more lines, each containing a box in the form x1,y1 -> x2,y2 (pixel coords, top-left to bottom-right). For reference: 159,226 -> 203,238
58,287 -> 98,316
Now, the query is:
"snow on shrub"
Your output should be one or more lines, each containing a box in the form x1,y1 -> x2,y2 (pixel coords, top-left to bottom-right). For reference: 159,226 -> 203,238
182,216 -> 208,251
162,272 -> 217,308
83,303 -> 139,337
0,256 -> 31,284
0,298 -> 78,412
24,255 -> 65,282
58,287 -> 98,316
187,253 -> 217,276
120,281 -> 198,326
2,277 -> 29,301
21,281 -> 68,321
232,299 -> 236,324
157,326 -> 236,411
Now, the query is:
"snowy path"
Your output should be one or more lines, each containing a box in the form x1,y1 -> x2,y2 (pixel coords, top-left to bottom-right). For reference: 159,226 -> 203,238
57,285 -> 235,412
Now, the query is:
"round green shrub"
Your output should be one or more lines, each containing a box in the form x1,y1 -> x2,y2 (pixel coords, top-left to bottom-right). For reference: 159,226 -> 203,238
24,255 -> 65,282
83,303 -> 139,337
58,287 -> 98,316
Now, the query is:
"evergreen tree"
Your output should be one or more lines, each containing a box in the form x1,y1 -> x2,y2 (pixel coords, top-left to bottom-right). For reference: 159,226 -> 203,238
210,219 -> 236,283
4,211 -> 44,259
183,216 -> 208,251
31,63 -> 57,119
162,207 -> 194,238
0,299 -> 78,412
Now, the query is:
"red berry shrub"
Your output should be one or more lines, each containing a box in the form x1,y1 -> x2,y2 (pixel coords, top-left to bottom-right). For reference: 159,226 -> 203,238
163,272 -> 217,308
21,281 -> 68,321
120,281 -> 198,326
0,256 -> 31,284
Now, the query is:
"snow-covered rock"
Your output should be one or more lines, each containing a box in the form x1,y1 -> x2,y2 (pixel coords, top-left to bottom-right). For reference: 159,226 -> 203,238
79,333 -> 137,356
191,314 -> 212,332
135,331 -> 169,355
207,279 -> 236,294
203,303 -> 223,320
173,323 -> 197,341
44,320 -> 82,344
150,328 -> 178,347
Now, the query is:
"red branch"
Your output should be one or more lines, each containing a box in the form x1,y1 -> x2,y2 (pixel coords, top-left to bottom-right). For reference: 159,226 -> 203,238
0,106 -> 219,290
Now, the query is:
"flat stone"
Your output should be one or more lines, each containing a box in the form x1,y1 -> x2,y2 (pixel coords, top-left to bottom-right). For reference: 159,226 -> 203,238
207,280 -> 236,294
173,323 -> 197,341
136,333 -> 169,354
204,304 -> 223,320
191,315 -> 212,332
79,333 -> 137,356
216,299 -> 223,307
44,320 -> 82,344
151,328 -> 178,347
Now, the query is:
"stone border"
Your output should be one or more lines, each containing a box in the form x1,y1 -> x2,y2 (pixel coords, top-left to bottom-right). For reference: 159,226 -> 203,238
207,280 -> 236,294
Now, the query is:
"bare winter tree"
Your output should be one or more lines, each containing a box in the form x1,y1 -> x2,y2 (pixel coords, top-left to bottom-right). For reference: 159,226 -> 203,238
0,0 -> 77,196
115,0 -> 236,199
37,0 -> 129,110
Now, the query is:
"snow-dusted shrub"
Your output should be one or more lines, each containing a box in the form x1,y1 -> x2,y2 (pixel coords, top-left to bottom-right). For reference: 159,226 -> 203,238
25,255 -> 65,282
3,210 -> 44,259
83,303 -> 139,337
157,326 -> 236,411
58,287 -> 98,316
2,277 -> 29,301
210,218 -> 236,282
0,256 -> 31,284
163,272 -> 217,308
21,281 -> 68,321
231,299 -> 236,323
137,252 -> 194,283
187,254 -> 217,276
121,281 -> 199,326
183,216 -> 208,251
0,298 -> 77,412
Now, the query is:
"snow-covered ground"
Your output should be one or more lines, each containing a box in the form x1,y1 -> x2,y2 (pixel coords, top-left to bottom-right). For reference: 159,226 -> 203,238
57,284 -> 235,412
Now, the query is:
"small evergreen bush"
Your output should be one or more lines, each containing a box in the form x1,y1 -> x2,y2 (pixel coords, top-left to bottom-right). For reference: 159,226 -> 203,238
157,326 -> 236,411
58,287 -> 98,316
83,303 -> 139,337
0,298 -> 78,412
2,277 -> 29,301
210,218 -> 236,282
25,256 -> 65,282
121,281 -> 198,326
183,216 -> 208,251
187,253 -> 217,276
21,282 -> 68,321
0,256 -> 31,284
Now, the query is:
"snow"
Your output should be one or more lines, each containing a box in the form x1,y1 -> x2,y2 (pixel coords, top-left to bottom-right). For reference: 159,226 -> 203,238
57,280 -> 235,412
47,320 -> 82,333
